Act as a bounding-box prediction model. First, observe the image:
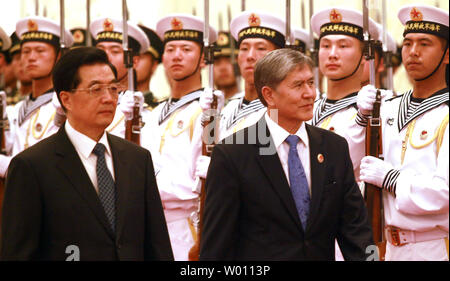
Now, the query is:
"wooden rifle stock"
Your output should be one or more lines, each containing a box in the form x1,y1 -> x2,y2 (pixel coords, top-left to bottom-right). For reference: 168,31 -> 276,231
188,95 -> 218,261
364,89 -> 385,260
124,65 -> 142,146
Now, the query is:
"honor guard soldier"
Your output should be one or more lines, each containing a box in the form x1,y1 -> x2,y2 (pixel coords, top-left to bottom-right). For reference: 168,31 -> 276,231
139,14 -> 217,261
90,17 -> 150,138
7,32 -> 32,103
1,28 -> 19,104
310,7 -> 379,184
0,27 -> 11,85
358,4 -> 449,261
0,16 -> 73,178
311,7 -> 380,261
136,24 -> 164,110
213,31 -> 239,101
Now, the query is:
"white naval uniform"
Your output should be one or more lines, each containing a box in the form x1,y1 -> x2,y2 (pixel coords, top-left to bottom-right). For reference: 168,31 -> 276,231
0,91 -> 59,177
310,93 -> 365,183
219,92 -> 267,141
140,89 -> 204,261
379,89 -> 449,261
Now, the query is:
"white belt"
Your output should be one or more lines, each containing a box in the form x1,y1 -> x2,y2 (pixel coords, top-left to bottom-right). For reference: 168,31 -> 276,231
385,226 -> 448,247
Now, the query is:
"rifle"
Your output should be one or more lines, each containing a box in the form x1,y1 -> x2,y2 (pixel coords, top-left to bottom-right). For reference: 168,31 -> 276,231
188,0 -> 219,261
227,4 -> 241,93
381,0 -> 393,91
308,0 -> 320,94
86,0 -> 92,47
122,0 -> 142,145
362,0 -> 385,261
59,0 -> 69,56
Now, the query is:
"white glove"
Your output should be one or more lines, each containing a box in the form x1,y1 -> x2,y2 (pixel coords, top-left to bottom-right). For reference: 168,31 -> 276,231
52,92 -> 66,127
194,155 -> 211,179
357,85 -> 378,116
199,88 -> 225,113
360,156 -> 394,188
1,91 -> 7,119
119,90 -> 144,120
0,154 -> 12,178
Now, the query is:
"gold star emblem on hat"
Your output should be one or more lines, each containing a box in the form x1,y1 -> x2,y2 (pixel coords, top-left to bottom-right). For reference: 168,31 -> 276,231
73,30 -> 84,43
27,19 -> 38,32
329,9 -> 342,23
248,13 -> 261,27
217,33 -> 229,46
171,18 -> 183,30
103,18 -> 114,32
410,7 -> 423,21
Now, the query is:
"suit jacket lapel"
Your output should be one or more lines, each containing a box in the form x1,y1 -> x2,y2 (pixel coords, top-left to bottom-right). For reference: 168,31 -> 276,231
107,133 -> 129,241
252,118 -> 304,234
54,126 -> 115,240
305,124 -> 326,233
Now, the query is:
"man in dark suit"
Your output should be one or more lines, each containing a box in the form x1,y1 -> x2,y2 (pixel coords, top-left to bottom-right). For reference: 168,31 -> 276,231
199,48 -> 373,261
0,47 -> 173,261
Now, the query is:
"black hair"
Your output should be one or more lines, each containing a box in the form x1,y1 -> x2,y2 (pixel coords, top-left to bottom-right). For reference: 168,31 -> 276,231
52,47 -> 117,110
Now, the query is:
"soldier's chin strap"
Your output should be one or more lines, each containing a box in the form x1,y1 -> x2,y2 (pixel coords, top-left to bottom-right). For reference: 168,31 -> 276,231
414,41 -> 449,82
173,46 -> 203,82
329,53 -> 364,82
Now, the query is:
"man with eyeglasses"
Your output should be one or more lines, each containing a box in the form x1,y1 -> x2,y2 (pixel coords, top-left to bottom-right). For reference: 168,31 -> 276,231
0,47 -> 173,261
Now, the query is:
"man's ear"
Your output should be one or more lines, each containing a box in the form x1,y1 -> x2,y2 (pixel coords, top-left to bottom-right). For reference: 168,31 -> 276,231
261,86 -> 275,107
199,52 -> 206,69
132,55 -> 140,69
59,91 -> 72,112
444,47 -> 449,65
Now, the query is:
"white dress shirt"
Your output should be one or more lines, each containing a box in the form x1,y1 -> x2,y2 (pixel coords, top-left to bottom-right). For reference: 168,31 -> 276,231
65,121 -> 115,194
265,112 -> 312,195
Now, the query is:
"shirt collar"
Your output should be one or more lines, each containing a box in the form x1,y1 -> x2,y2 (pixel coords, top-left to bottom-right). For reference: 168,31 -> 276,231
65,121 -> 112,160
264,112 -> 309,149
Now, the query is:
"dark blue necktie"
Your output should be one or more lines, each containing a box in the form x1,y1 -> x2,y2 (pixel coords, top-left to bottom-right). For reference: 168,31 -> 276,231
92,143 -> 116,233
285,135 -> 310,231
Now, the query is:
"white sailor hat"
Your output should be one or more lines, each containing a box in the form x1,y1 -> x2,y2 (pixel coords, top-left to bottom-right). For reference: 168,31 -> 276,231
398,4 -> 449,40
16,16 -> 74,49
375,23 -> 397,52
311,7 -> 379,41
156,14 -> 217,45
90,18 -> 150,54
230,10 -> 286,48
0,27 -> 11,51
293,27 -> 310,52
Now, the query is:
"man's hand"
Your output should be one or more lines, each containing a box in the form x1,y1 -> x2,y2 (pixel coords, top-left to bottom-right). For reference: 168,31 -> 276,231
199,88 -> 225,113
194,155 -> 211,180
119,90 -> 144,120
360,156 -> 394,188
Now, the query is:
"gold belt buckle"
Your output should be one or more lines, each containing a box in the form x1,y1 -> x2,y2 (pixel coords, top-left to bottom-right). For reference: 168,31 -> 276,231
389,227 -> 405,246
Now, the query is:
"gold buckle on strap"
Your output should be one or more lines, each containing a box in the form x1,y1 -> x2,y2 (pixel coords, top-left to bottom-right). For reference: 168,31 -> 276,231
387,227 -> 406,246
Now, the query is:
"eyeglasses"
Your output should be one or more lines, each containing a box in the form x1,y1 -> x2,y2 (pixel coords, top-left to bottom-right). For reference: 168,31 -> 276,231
72,83 -> 121,97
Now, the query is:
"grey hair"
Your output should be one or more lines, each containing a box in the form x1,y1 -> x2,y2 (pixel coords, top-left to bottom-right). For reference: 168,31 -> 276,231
254,48 -> 313,106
